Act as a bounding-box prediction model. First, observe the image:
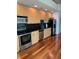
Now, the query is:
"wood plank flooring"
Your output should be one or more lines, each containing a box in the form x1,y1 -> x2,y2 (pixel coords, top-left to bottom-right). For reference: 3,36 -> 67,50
17,36 -> 61,59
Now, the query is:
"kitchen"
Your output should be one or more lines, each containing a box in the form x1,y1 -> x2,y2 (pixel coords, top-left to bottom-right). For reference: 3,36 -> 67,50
17,0 -> 61,59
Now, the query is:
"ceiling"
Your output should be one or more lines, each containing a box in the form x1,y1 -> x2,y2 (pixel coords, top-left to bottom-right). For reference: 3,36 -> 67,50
17,0 -> 61,12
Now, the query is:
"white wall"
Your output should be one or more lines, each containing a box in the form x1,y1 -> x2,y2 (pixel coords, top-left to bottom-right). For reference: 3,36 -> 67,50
53,12 -> 61,34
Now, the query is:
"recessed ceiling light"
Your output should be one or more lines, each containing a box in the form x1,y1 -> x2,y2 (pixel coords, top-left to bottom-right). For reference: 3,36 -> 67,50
45,9 -> 48,11
34,5 -> 38,7
51,11 -> 54,13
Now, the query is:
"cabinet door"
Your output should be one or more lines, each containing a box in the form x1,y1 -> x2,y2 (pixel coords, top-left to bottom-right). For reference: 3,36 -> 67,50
17,36 -> 20,52
31,31 -> 39,45
44,28 -> 51,38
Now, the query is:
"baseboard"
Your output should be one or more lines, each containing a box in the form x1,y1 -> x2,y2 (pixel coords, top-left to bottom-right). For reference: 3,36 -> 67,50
56,33 -> 61,35
43,36 -> 51,40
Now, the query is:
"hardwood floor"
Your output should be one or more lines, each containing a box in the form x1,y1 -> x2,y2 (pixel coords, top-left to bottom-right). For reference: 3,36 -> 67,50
17,36 -> 61,59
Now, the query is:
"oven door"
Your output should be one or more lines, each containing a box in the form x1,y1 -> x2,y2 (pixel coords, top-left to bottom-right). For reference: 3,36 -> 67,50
19,33 -> 32,50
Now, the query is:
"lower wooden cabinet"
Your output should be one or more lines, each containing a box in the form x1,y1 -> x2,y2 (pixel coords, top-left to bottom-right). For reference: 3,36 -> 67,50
31,31 -> 39,45
17,36 -> 20,52
44,28 -> 51,39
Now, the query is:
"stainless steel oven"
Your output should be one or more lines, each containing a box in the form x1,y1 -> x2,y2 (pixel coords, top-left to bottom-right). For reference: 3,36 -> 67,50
17,16 -> 28,35
18,33 -> 32,50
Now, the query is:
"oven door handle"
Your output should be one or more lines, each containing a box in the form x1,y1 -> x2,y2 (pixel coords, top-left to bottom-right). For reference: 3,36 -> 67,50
18,33 -> 31,36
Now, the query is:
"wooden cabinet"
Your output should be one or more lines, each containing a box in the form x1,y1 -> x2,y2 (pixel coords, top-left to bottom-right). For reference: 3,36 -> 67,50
31,31 -> 39,45
17,36 -> 20,52
44,28 -> 51,39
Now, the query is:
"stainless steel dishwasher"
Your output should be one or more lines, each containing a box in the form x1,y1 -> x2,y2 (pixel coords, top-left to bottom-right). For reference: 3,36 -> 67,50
39,20 -> 44,42
39,29 -> 44,42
